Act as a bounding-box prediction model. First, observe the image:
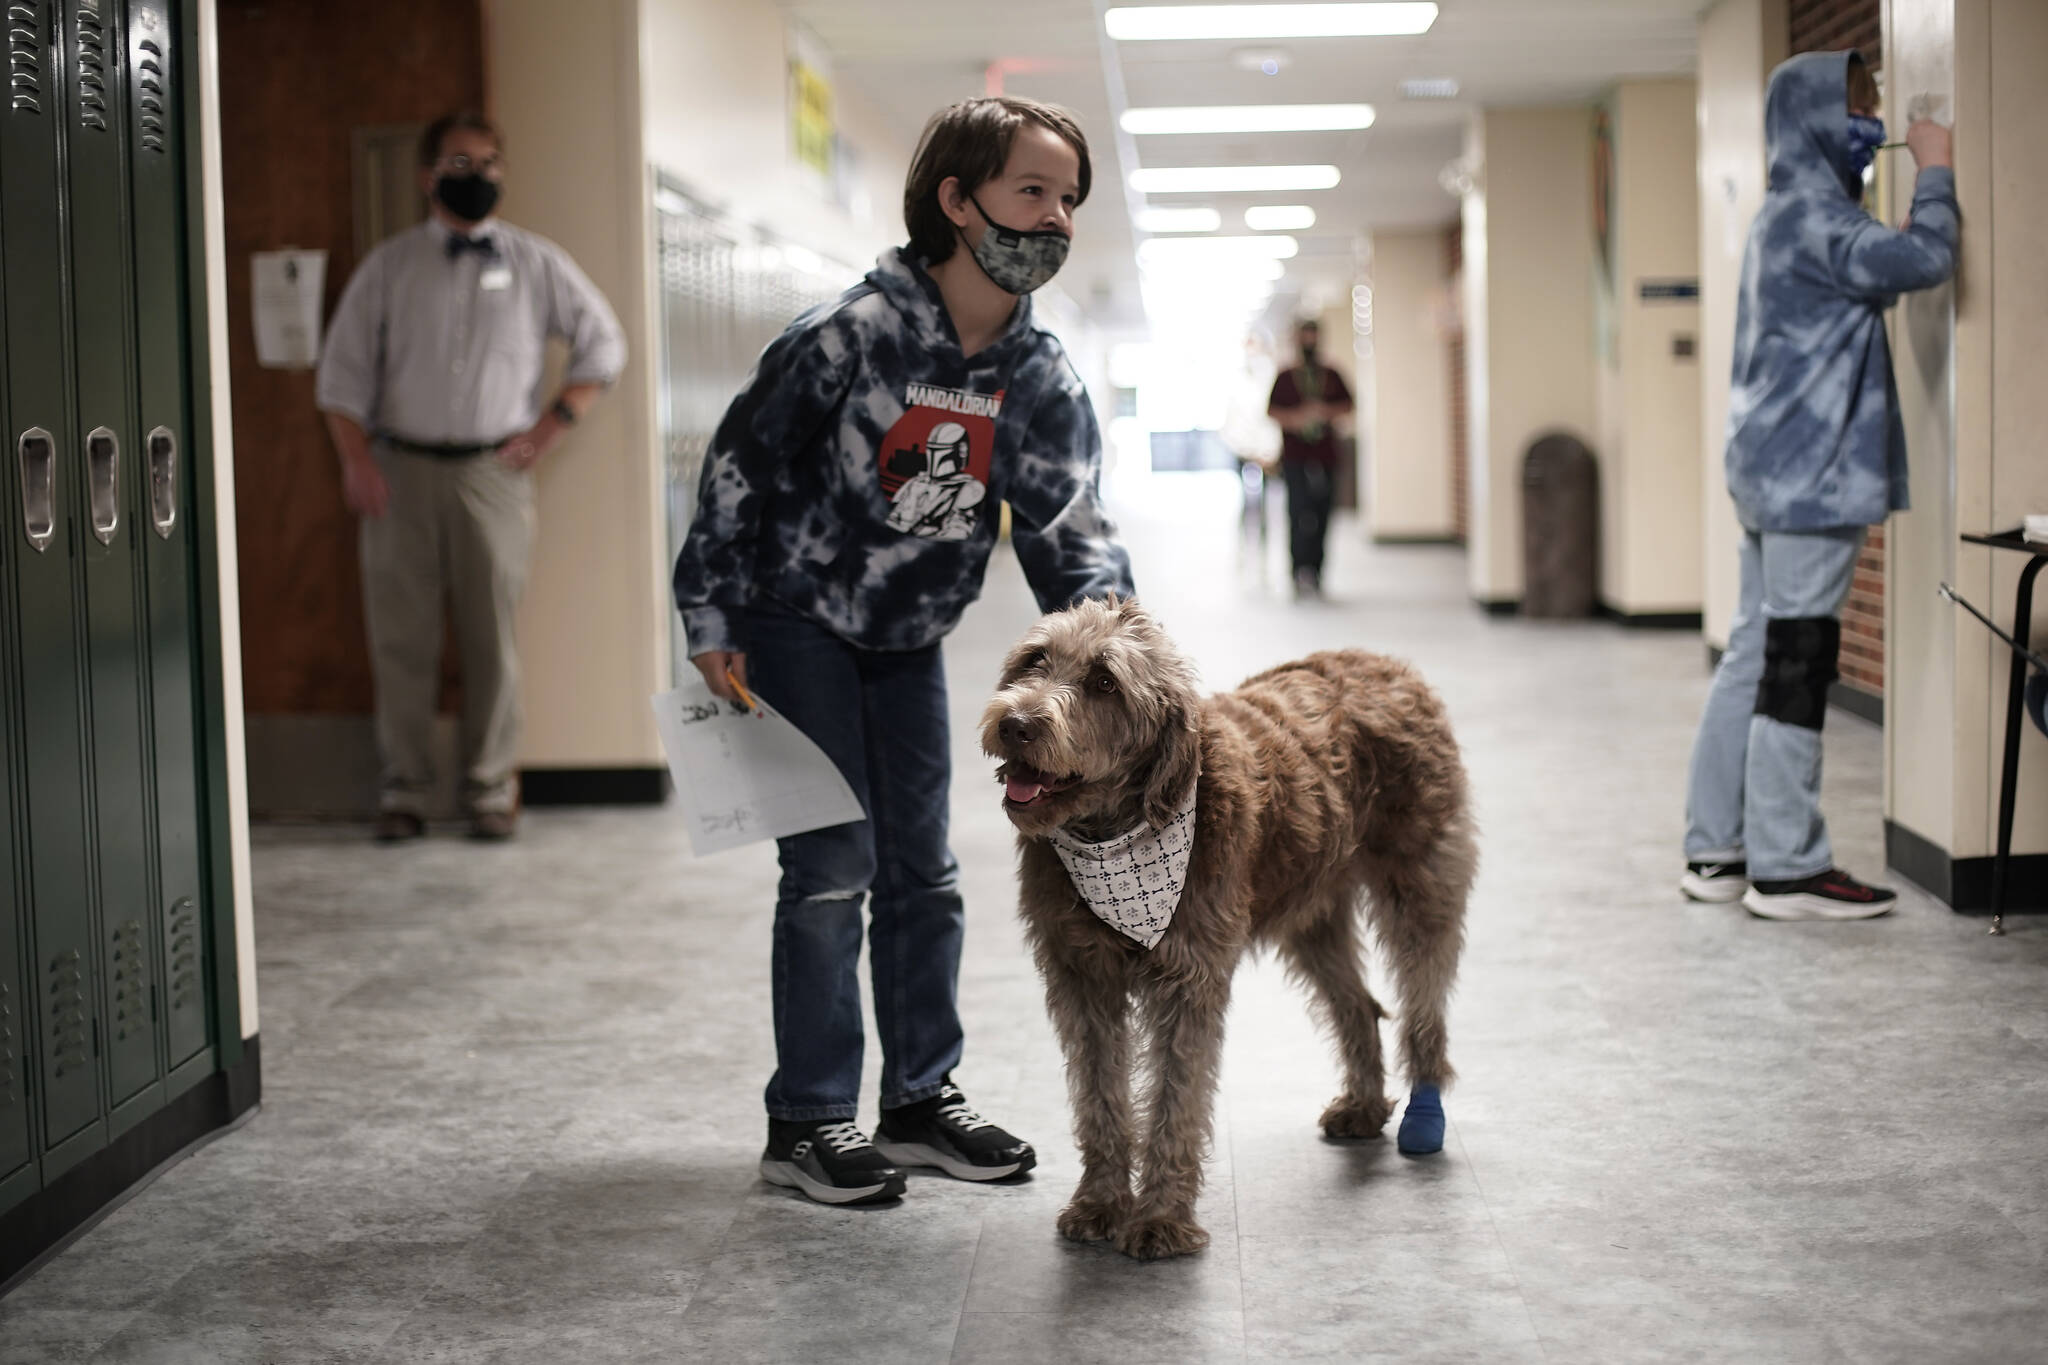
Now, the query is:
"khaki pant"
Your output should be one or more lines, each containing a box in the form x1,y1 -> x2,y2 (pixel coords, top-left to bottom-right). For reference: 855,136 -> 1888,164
360,446 -> 534,816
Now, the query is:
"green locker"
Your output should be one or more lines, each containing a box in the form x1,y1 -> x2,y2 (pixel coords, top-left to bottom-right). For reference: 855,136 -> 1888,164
1,0 -> 109,1177
126,0 -> 209,1079
64,0 -> 166,1125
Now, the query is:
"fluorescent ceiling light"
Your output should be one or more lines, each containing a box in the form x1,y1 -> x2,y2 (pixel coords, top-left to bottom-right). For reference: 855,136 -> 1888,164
1399,77 -> 1461,99
1244,204 -> 1316,230
1106,4 -> 1438,41
1135,206 -> 1224,233
1139,234 -> 1299,264
1130,164 -> 1341,194
1121,103 -> 1375,135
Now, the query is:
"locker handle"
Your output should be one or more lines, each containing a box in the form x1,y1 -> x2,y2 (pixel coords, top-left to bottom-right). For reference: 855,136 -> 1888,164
147,426 -> 177,537
86,426 -> 118,544
17,427 -> 54,551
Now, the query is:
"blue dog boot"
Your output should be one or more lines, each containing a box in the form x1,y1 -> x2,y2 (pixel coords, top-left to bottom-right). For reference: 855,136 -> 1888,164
1397,1085 -> 1445,1156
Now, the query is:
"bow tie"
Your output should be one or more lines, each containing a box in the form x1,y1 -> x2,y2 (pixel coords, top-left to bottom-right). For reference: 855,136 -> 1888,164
446,233 -> 498,260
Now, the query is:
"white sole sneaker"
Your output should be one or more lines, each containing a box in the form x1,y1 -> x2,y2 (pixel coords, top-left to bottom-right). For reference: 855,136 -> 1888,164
758,1157 -> 902,1205
872,1139 -> 1027,1182
1742,888 -> 1895,921
1680,871 -> 1748,903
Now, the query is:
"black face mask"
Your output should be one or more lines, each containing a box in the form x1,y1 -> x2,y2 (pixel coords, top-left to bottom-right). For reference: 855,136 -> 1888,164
434,173 -> 500,223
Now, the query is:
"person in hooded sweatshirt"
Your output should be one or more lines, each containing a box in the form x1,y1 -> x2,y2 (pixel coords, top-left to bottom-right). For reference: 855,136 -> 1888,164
1681,51 -> 1956,921
673,97 -> 1134,1206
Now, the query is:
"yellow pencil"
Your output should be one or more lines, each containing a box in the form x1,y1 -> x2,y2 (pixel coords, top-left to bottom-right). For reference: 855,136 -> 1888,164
725,668 -> 761,714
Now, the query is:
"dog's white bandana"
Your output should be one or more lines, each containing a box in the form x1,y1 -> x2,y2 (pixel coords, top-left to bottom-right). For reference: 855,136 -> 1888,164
1046,787 -> 1198,950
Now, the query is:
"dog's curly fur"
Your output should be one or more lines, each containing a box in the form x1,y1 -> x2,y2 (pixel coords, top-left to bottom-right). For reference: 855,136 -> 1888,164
982,597 -> 1474,1260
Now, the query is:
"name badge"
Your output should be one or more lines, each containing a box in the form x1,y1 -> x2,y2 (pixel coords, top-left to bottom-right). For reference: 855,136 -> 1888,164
479,266 -> 512,292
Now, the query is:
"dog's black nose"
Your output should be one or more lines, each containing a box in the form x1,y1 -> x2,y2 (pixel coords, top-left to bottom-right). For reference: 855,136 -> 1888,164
999,715 -> 1036,748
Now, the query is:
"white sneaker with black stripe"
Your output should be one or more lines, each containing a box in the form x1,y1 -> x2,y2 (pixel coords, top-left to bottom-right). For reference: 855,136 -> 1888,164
1680,859 -> 1749,903
760,1119 -> 906,1206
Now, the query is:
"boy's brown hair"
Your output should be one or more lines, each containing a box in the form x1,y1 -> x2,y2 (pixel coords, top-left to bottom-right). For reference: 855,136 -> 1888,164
903,97 -> 1091,264
1846,54 -> 1879,113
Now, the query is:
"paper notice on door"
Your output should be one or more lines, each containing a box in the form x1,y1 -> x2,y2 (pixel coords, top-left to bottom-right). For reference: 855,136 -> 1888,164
651,681 -> 865,856
251,249 -> 328,370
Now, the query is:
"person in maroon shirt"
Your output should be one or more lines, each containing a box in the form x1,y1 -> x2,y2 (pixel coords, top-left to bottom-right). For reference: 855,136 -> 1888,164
1266,319 -> 1354,597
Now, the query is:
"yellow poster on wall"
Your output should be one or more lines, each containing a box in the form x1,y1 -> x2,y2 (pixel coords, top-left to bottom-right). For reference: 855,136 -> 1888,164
788,21 -> 836,182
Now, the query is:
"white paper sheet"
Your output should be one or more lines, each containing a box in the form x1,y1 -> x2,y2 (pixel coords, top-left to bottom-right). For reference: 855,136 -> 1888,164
251,249 -> 327,369
651,680 -> 865,856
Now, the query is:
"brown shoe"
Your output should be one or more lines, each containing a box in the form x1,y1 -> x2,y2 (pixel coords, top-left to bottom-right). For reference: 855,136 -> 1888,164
374,810 -> 426,843
468,810 -> 518,842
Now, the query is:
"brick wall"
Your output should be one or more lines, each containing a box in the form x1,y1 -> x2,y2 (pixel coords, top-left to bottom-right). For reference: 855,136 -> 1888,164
1445,222 -> 1469,545
1788,0 -> 1884,703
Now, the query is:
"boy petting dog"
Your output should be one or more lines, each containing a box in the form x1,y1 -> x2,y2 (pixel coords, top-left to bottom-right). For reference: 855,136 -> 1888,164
673,97 -> 1133,1206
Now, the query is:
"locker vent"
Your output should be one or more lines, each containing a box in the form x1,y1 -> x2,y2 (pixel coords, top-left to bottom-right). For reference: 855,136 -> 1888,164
0,979 -> 18,1111
8,3 -> 41,114
110,917 -> 145,1042
75,1 -> 106,131
136,37 -> 163,153
46,947 -> 87,1077
166,897 -> 197,1013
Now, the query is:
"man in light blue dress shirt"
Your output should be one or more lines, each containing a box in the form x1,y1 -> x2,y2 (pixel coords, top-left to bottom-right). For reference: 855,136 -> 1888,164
316,112 -> 627,842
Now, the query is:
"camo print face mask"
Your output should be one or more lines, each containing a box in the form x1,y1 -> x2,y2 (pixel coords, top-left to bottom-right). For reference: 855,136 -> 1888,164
965,195 -> 1070,296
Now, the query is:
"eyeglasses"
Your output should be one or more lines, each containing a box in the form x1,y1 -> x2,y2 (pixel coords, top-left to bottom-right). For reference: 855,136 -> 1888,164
433,153 -> 506,181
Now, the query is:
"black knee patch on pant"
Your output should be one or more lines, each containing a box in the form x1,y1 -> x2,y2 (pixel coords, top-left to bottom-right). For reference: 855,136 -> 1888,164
1755,616 -> 1840,730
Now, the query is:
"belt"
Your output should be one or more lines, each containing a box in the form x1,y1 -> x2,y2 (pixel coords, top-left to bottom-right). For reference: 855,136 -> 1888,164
379,434 -> 509,459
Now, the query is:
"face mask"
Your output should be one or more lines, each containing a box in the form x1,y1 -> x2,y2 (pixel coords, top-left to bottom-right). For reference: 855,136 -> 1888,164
964,195 -> 1069,295
1845,115 -> 1886,179
434,173 -> 501,223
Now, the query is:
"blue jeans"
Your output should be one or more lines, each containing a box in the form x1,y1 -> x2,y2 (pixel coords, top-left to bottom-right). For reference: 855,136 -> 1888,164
1684,527 -> 1867,881
744,603 -> 965,1121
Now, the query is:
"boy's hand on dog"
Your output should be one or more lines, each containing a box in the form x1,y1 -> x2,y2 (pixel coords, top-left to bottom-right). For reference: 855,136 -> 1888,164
693,650 -> 749,703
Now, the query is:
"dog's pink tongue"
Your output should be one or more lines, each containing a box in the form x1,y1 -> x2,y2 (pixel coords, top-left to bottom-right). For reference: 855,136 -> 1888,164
1006,775 -> 1045,804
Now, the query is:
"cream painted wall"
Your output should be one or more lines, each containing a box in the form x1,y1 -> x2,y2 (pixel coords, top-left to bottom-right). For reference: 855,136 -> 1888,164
1463,107 -> 1597,604
1367,229 -> 1455,540
1696,0 -> 1787,648
1597,79 -> 1702,616
638,0 -> 910,269
1885,0 -> 2048,869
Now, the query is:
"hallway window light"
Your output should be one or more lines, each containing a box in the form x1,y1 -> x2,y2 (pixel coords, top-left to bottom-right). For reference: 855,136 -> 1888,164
1130,164 -> 1341,194
1106,4 -> 1438,41
1121,104 -> 1375,135
1244,204 -> 1316,231
1141,255 -> 1287,283
1136,206 -> 1224,233
1138,234 -> 1299,267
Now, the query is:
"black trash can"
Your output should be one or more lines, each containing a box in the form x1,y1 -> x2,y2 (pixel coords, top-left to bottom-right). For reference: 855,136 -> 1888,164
1521,433 -> 1599,618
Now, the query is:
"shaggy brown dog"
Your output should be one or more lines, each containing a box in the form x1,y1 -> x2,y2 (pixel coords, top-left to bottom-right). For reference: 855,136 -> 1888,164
982,597 -> 1473,1260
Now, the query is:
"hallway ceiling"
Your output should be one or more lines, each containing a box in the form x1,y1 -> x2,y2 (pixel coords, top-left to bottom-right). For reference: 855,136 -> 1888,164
789,0 -> 1706,329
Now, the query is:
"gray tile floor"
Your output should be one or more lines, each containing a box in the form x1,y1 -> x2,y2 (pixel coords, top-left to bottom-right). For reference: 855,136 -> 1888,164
6,474 -> 2046,1364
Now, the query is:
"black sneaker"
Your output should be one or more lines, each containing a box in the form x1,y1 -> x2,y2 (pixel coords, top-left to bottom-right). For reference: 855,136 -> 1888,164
759,1119 -> 906,1206
1743,868 -> 1897,921
1680,858 -> 1748,903
875,1083 -> 1036,1182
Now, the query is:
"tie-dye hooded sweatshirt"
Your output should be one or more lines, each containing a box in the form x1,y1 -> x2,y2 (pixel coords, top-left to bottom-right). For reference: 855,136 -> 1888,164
673,247 -> 1134,656
1724,51 -> 1958,532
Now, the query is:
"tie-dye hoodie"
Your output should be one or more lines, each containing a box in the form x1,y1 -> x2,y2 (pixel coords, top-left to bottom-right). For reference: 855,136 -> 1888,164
1724,51 -> 1958,532
673,247 -> 1134,656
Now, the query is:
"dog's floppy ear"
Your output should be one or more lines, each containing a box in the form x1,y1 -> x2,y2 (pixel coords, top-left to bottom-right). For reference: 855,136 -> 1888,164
1142,699 -> 1202,829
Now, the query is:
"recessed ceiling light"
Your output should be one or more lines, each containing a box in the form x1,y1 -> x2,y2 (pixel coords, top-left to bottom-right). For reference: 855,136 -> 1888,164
1400,77 -> 1461,99
1141,256 -> 1287,283
1139,234 -> 1300,264
1121,104 -> 1375,135
1135,207 -> 1224,233
1106,4 -> 1438,41
1245,204 -> 1317,230
1130,164 -> 1341,194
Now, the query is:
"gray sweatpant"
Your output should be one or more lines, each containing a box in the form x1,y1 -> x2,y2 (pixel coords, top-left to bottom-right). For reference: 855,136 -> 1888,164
360,445 -> 534,816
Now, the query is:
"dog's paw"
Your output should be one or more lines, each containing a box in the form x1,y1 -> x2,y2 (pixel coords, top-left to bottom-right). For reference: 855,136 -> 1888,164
1319,1092 -> 1395,1139
1056,1194 -> 1128,1243
1113,1212 -> 1210,1261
